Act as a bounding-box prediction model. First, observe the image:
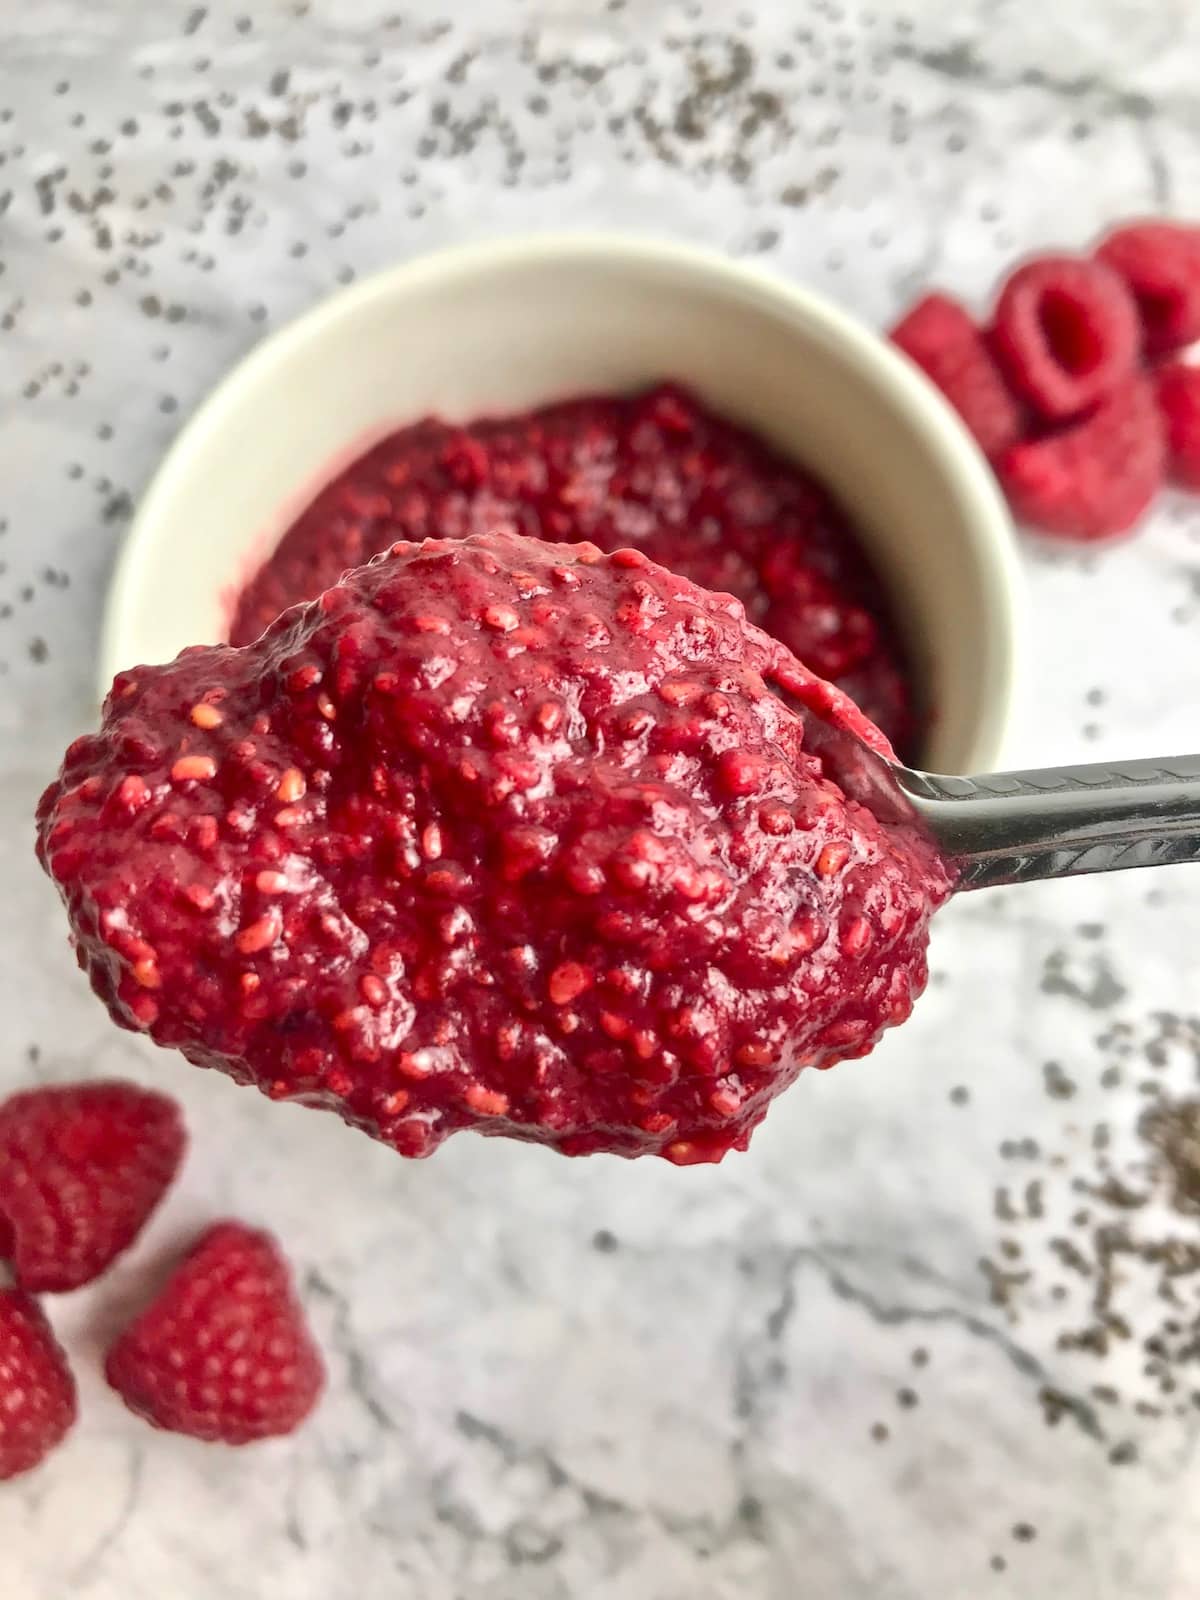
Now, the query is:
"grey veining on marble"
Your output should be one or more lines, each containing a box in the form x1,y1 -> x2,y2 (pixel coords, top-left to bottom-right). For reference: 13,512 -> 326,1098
2,2 -> 1200,1596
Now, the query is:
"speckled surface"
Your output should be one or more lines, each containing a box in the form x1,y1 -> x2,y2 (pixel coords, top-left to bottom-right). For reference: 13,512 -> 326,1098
3,2 -> 1200,1596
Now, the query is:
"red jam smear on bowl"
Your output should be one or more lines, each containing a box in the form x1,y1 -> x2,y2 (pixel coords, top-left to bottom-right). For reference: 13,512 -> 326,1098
39,532 -> 951,1165
230,384 -> 916,757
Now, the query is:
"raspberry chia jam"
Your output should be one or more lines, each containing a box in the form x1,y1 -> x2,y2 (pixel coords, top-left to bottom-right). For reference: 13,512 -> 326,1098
230,384 -> 916,756
38,532 -> 949,1164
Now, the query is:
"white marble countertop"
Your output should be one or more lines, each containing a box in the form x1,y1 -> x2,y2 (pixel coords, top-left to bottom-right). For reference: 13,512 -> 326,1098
3,2 -> 1200,1595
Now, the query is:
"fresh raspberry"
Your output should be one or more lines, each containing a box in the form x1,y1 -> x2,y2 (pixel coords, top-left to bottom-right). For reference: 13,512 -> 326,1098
0,1288 -> 77,1479
991,255 -> 1140,421
1153,362 -> 1200,488
997,377 -> 1164,542
1097,221 -> 1200,358
105,1222 -> 324,1444
0,1080 -> 186,1293
889,292 -> 1022,458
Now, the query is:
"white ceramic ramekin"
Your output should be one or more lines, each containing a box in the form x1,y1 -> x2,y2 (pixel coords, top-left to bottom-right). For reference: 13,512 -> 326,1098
99,233 -> 1022,772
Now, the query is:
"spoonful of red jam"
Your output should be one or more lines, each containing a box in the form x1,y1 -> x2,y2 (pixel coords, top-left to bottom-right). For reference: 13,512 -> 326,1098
38,530 -> 1200,1164
37,531 -> 952,1164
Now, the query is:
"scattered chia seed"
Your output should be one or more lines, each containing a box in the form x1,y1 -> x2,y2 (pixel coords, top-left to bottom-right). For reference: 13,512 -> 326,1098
1140,1098 -> 1200,1212
986,1014 -> 1200,1454
1043,1060 -> 1077,1099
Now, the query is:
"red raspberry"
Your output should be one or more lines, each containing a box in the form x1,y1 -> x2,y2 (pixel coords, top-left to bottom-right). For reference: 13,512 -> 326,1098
991,255 -> 1140,421
105,1221 -> 324,1443
997,377 -> 1164,542
0,1080 -> 186,1293
1153,362 -> 1200,488
0,1288 -> 77,1479
890,292 -> 1022,459
1097,221 -> 1200,358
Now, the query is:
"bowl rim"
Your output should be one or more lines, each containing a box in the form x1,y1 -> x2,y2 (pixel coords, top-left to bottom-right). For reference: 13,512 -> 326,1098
99,230 -> 1024,772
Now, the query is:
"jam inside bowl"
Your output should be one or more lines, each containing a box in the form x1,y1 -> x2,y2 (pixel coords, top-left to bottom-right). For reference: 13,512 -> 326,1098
100,232 -> 1021,773
228,383 -> 918,759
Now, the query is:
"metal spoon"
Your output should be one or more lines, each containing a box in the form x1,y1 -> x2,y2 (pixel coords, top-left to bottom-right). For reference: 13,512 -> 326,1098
799,714 -> 1200,891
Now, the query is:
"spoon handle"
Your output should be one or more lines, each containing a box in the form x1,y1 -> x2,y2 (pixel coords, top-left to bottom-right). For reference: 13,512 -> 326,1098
898,754 -> 1200,891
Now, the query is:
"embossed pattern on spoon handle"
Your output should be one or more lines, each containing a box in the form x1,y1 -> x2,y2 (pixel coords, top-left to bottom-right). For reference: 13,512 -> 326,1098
897,754 -> 1200,891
